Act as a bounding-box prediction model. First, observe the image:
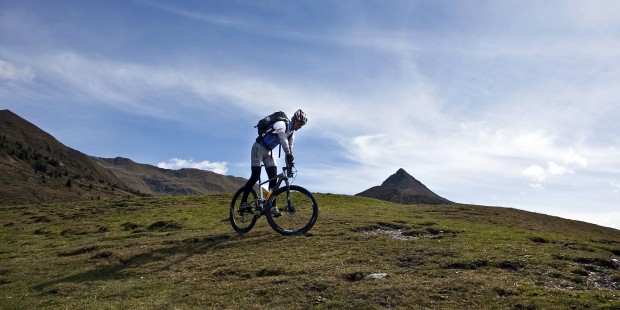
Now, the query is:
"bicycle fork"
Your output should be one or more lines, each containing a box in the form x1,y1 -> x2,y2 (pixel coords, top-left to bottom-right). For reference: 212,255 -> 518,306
254,178 -> 291,217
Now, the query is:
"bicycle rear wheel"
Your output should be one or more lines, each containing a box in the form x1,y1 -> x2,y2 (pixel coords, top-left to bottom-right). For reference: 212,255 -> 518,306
266,185 -> 318,235
230,187 -> 258,234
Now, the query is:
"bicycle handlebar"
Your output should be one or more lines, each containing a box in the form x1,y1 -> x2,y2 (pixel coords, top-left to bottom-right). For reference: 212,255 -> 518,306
284,162 -> 295,178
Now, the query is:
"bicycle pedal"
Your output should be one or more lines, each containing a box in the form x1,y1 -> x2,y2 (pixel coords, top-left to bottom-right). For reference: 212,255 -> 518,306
271,207 -> 282,218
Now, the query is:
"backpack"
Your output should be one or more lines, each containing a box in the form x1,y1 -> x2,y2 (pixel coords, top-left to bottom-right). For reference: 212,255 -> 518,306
255,111 -> 289,136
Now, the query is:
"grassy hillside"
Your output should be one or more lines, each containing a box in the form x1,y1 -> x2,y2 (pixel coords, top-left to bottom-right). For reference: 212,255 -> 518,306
1,194 -> 619,309
0,110 -> 135,205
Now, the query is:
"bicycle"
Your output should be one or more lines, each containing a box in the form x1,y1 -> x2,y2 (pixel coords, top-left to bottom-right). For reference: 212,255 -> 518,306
229,163 -> 318,235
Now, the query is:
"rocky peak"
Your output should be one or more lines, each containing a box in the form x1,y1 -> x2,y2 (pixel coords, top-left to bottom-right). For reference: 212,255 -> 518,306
356,168 -> 453,205
381,168 -> 421,188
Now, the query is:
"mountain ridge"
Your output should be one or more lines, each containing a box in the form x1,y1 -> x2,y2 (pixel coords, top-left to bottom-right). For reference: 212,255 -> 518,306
0,109 -> 246,205
92,156 -> 246,196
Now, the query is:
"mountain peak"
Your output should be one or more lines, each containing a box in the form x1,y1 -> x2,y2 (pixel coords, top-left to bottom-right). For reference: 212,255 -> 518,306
112,157 -> 135,165
356,168 -> 453,205
381,168 -> 420,188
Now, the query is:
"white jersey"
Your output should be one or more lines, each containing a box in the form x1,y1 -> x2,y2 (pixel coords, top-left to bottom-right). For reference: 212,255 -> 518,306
260,121 -> 294,154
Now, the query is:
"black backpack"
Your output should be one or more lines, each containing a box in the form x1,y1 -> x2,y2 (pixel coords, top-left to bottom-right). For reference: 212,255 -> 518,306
255,111 -> 289,136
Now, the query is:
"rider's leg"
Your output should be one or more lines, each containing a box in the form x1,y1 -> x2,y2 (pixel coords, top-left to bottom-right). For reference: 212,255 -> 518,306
264,153 -> 281,217
266,165 -> 277,191
241,165 -> 261,203
242,142 -> 265,203
263,147 -> 278,191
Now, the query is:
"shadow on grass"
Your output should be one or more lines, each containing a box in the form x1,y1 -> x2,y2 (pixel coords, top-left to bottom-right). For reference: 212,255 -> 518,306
32,232 -> 284,291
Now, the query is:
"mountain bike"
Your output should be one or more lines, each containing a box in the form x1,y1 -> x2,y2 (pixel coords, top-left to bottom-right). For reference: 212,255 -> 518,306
230,163 -> 318,235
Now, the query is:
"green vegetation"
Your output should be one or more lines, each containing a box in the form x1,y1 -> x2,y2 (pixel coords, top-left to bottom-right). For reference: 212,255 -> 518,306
1,194 -> 619,309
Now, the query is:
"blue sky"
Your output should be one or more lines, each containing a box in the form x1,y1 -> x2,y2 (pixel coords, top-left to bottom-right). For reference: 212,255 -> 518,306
1,0 -> 619,229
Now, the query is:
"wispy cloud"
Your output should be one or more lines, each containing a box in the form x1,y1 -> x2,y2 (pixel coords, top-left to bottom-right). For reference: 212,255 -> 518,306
157,158 -> 228,174
137,0 -> 252,29
0,60 -> 35,82
521,148 -> 589,188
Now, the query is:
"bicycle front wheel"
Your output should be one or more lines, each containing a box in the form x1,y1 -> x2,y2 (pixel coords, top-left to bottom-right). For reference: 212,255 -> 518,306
266,185 -> 318,235
230,187 -> 258,234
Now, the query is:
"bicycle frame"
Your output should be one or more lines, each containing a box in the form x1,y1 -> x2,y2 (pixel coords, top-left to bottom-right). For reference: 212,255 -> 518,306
256,165 -> 292,201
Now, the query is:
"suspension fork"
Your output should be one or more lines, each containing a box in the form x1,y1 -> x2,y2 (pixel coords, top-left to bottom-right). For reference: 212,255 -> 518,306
268,175 -> 291,208
283,178 -> 292,207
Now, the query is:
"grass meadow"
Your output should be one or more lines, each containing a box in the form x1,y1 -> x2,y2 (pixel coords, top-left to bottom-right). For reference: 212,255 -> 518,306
1,194 -> 619,309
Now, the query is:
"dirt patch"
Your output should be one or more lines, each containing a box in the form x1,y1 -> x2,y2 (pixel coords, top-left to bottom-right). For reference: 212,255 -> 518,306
148,221 -> 183,231
530,236 -> 549,243
121,222 -> 140,231
397,256 -> 417,267
363,227 -> 418,241
256,268 -> 286,277
31,215 -> 51,223
58,246 -> 102,257
91,251 -> 113,259
570,257 -> 618,270
495,260 -> 526,271
443,259 -> 525,271
60,229 -> 90,236
33,229 -> 51,235
585,271 -> 620,290
344,272 -> 368,282
355,222 -> 460,241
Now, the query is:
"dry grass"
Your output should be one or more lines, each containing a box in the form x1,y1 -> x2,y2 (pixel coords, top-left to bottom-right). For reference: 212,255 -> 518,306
1,194 -> 619,309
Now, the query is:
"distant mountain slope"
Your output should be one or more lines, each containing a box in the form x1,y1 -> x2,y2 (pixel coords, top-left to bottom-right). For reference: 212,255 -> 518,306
93,157 -> 247,195
0,109 -> 248,205
356,168 -> 453,205
0,109 -> 132,205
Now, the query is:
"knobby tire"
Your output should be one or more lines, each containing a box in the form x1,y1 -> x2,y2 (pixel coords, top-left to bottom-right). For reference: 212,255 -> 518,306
230,187 -> 258,234
265,185 -> 318,235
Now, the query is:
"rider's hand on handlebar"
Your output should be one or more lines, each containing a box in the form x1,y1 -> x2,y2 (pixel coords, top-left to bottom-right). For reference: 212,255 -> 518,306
286,153 -> 294,166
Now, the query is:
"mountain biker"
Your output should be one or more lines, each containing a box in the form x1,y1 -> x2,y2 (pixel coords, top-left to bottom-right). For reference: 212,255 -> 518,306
240,109 -> 308,217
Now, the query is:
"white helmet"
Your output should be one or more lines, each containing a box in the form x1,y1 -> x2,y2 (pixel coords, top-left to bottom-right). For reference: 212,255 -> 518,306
292,109 -> 307,125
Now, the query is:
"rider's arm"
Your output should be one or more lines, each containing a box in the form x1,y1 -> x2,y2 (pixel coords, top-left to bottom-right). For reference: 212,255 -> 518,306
288,131 -> 295,153
273,121 -> 292,155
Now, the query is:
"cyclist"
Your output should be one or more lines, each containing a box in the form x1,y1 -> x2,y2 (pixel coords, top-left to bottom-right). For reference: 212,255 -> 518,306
240,109 -> 308,217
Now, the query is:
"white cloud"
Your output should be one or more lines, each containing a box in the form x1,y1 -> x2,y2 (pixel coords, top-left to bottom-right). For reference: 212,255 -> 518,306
527,182 -> 545,191
562,211 -> 620,230
345,134 -> 389,164
0,60 -> 35,82
612,182 -> 620,194
523,165 -> 547,182
520,148 -> 590,191
548,162 -> 573,176
157,158 -> 228,174
522,161 -> 575,190
564,148 -> 588,168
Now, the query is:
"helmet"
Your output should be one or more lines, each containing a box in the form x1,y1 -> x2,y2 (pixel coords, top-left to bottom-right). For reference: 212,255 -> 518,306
293,109 -> 308,125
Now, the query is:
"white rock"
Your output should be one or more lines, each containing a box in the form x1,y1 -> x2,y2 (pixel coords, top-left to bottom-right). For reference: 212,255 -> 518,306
365,273 -> 388,279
